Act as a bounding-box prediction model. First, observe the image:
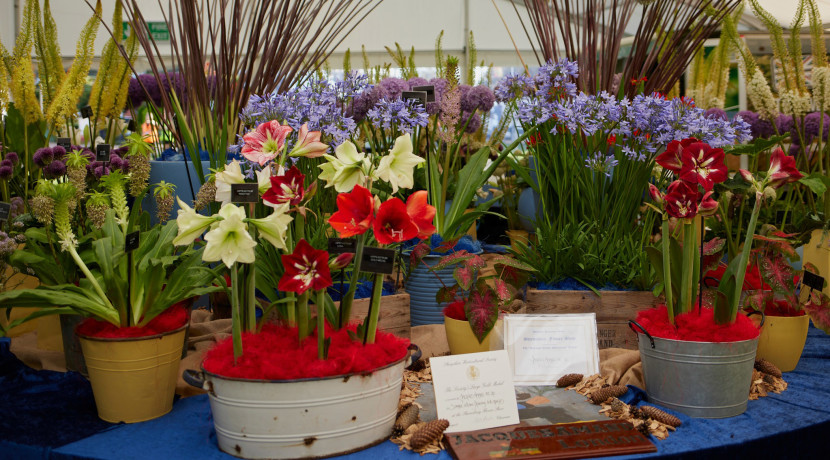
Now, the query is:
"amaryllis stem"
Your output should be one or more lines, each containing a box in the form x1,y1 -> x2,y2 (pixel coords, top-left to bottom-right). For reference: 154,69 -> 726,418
338,233 -> 366,328
364,273 -> 384,345
317,289 -> 326,360
231,263 -> 242,364
662,217 -> 674,324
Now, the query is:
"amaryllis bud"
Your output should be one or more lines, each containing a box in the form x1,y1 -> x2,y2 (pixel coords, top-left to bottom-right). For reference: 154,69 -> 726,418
329,252 -> 355,270
698,191 -> 719,216
738,169 -> 754,182
648,183 -> 664,204
766,148 -> 803,189
763,186 -> 777,201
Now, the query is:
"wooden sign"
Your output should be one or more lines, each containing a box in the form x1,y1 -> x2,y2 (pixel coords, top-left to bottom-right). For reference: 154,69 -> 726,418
361,247 -> 396,274
328,238 -> 357,255
402,90 -> 427,106
412,85 -> 436,102
125,231 -> 140,252
444,420 -> 657,460
96,144 -> 111,163
57,137 -> 72,151
230,183 -> 259,203
803,270 -> 826,292
80,105 -> 93,118
0,202 -> 10,222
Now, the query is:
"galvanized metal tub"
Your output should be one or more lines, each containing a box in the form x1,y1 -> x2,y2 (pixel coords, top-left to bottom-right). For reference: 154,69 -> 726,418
184,353 -> 411,459
631,321 -> 758,418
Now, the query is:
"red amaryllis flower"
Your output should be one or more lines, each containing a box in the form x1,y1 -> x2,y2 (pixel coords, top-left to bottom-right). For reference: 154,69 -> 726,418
766,148 -> 803,189
679,141 -> 727,191
697,190 -> 719,216
655,137 -> 699,173
328,185 -> 374,237
373,198 -> 418,245
664,180 -> 699,219
263,166 -> 305,207
278,239 -> 332,294
241,120 -> 293,166
405,191 -> 436,240
289,123 -> 328,158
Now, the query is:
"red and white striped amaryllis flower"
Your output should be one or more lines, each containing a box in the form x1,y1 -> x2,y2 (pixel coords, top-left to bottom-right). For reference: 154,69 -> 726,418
278,239 -> 333,294
765,148 -> 803,189
678,141 -> 727,191
263,165 -> 306,207
241,120 -> 293,166
664,180 -> 699,219
655,137 -> 699,173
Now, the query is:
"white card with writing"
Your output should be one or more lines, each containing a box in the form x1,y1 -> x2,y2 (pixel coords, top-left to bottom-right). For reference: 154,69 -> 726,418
430,350 -> 520,433
503,314 -> 600,385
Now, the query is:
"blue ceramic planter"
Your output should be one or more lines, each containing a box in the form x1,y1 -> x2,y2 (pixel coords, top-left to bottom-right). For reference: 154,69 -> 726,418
405,254 -> 457,326
141,160 -> 211,224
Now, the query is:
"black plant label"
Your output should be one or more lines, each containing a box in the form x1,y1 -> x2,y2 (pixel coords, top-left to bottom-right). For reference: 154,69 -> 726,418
803,270 -> 826,292
328,237 -> 357,254
96,144 -> 110,163
230,183 -> 259,203
57,137 -> 72,151
125,231 -> 140,252
402,90 -> 427,106
0,202 -> 10,222
411,85 -> 436,102
361,247 -> 396,274
80,106 -> 93,118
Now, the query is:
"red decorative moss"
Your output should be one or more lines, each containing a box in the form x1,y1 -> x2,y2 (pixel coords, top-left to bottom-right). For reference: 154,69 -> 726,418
635,305 -> 760,342
442,300 -> 467,321
202,324 -> 411,380
76,304 -> 189,339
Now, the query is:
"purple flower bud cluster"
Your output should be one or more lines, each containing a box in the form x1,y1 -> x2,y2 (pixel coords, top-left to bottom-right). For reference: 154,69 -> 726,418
86,146 -> 128,179
797,112 -> 830,145
737,110 -> 774,139
461,85 -> 496,113
32,146 -> 70,179
704,107 -> 728,121
0,162 -> 12,180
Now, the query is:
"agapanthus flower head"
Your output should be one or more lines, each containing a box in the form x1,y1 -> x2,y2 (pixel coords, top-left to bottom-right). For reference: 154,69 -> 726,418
679,141 -> 727,191
664,180 -> 699,219
4,152 -> 19,165
494,73 -> 535,102
461,85 -> 496,113
535,58 -> 579,100
33,148 -> 53,167
584,152 -> 618,178
367,98 -> 429,133
279,239 -> 332,294
350,86 -> 382,122
43,159 -> 67,179
766,148 -> 803,189
241,120 -> 293,166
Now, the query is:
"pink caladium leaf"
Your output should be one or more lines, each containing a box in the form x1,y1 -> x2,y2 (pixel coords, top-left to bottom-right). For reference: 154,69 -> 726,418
431,250 -> 477,271
465,254 -> 487,270
758,254 -> 795,295
409,242 -> 431,270
753,231 -> 798,260
453,264 -> 476,291
741,290 -> 771,312
436,237 -> 461,253
488,255 -> 536,272
701,237 -> 727,273
803,290 -> 830,334
497,264 -> 532,290
464,283 -> 498,343
493,279 -> 517,304
436,285 -> 460,304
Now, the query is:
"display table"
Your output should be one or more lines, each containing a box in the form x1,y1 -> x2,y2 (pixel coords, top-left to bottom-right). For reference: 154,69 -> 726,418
2,326 -> 829,460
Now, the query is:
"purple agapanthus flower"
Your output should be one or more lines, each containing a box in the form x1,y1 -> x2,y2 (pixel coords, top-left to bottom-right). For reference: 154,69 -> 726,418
584,152 -> 618,178
366,98 -> 429,133
494,73 -> 535,102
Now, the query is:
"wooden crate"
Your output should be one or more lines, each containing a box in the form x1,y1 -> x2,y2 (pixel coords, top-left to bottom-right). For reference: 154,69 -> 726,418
335,293 -> 410,339
524,289 -> 659,350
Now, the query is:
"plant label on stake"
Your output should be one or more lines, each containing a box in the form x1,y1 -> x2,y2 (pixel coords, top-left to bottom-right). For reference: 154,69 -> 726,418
96,144 -> 111,164
327,238 -> 357,255
411,85 -> 436,102
127,119 -> 137,132
125,231 -> 140,252
80,105 -> 93,119
401,91 -> 427,107
230,183 -> 259,203
125,231 -> 139,325
57,137 -> 72,151
803,270 -> 826,292
361,247 -> 396,274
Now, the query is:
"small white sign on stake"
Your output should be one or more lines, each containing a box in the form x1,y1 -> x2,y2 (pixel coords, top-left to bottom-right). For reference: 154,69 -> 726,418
503,314 -> 600,385
430,350 -> 520,433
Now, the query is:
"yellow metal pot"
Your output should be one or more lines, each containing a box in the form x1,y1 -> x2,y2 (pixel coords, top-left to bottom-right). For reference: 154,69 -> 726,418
756,314 -> 810,373
444,316 -> 501,355
78,324 -> 186,423
803,229 -> 829,295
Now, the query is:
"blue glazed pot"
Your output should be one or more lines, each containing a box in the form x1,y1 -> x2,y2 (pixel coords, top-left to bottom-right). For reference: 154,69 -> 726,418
141,160 -> 212,224
517,187 -> 540,232
405,254 -> 458,326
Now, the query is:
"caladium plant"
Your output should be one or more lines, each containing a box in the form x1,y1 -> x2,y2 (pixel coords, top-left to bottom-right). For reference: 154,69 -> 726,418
428,251 -> 535,343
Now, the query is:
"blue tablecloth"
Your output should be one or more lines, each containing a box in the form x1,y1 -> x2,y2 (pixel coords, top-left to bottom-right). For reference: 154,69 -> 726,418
3,327 -> 830,460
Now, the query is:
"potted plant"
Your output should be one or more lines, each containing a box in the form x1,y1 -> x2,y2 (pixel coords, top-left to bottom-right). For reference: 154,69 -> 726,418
735,229 -> 830,371
429,251 -> 535,354
180,120 -> 431,459
0,177 -> 218,423
497,60 -> 751,349
632,142 -> 802,418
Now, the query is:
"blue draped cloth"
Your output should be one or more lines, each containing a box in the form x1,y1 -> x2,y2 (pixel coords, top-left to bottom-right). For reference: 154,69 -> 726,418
3,326 -> 829,459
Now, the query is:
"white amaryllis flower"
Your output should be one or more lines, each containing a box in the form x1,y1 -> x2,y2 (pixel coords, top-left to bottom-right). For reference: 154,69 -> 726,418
203,203 -> 257,267
214,160 -> 246,205
318,140 -> 370,192
247,203 -> 293,250
375,134 -> 424,193
172,197 -> 218,246
256,165 -> 272,195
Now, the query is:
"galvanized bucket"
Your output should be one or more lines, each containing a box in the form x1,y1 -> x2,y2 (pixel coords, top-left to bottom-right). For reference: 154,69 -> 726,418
630,320 -> 760,418
405,253 -> 458,326
184,345 -> 420,459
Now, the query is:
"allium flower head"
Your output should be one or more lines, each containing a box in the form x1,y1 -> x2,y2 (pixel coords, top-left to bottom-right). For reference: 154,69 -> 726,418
462,111 -> 482,133
704,107 -> 727,121
43,159 -> 67,179
0,165 -> 12,180
377,77 -> 408,100
4,152 -> 19,165
33,148 -> 53,167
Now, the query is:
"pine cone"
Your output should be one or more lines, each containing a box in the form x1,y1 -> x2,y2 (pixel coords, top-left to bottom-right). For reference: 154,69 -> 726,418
763,373 -> 776,385
590,385 -> 628,404
407,358 -> 426,372
629,406 -> 644,419
410,419 -> 449,450
393,404 -> 419,436
755,358 -> 782,378
640,405 -> 682,427
610,397 -> 625,412
556,373 -> 583,388
636,422 -> 650,437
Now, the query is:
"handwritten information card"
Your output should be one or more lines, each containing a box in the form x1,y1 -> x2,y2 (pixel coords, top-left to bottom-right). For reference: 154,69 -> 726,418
504,314 -> 600,385
430,350 -> 520,433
